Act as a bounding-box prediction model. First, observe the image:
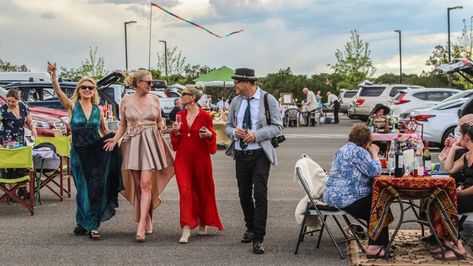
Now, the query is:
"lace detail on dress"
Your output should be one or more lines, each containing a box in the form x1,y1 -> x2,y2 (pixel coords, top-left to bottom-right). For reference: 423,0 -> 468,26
122,122 -> 157,141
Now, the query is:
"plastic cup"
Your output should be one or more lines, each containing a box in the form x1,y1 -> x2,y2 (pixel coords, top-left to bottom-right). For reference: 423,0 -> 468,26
380,159 -> 387,168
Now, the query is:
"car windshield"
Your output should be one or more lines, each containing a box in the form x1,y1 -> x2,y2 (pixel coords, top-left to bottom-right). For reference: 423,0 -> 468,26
440,90 -> 473,103
431,98 -> 468,110
343,91 -> 357,98
360,86 -> 385,97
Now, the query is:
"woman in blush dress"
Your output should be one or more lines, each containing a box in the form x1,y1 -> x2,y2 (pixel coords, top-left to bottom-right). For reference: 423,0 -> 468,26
104,70 -> 174,242
171,85 -> 223,244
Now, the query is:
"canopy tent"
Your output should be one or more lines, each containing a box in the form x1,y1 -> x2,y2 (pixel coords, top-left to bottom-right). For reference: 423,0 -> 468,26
194,66 -> 235,88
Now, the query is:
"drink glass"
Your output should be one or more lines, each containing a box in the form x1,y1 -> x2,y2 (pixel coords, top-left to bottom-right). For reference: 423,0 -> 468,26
380,159 -> 388,168
175,114 -> 182,135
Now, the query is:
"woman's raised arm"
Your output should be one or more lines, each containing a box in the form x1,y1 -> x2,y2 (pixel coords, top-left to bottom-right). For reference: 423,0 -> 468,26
47,62 -> 73,111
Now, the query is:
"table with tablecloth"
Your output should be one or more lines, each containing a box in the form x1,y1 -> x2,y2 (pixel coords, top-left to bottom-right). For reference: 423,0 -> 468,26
371,133 -> 421,142
368,176 -> 459,250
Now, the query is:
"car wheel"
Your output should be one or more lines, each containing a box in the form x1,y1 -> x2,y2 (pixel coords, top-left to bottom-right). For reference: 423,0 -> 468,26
440,126 -> 455,149
359,116 -> 368,122
347,113 -> 355,119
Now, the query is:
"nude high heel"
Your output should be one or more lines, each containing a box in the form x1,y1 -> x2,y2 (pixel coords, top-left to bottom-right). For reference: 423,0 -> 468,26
179,225 -> 191,244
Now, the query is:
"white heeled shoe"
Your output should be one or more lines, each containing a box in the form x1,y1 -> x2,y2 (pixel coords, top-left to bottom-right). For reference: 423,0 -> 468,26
179,225 -> 191,244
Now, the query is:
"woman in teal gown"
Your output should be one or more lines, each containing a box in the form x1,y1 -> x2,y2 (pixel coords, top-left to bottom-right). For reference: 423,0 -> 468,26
48,62 -> 122,240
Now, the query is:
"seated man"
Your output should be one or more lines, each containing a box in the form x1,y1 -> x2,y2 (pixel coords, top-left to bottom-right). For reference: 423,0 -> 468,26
323,123 -> 386,258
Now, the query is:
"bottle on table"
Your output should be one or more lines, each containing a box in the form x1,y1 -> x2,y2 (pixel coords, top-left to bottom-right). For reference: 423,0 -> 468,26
423,141 -> 432,175
414,143 -> 424,177
394,140 -> 404,177
387,140 -> 395,175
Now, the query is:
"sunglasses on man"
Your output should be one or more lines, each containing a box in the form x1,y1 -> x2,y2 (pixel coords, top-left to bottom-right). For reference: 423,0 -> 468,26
79,85 -> 96,91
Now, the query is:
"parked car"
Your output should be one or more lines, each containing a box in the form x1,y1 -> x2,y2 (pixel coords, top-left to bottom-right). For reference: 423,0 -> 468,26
3,71 -> 124,117
409,98 -> 468,147
349,84 -> 423,121
0,93 -> 67,137
0,72 -> 50,86
339,89 -> 358,114
389,87 -> 460,117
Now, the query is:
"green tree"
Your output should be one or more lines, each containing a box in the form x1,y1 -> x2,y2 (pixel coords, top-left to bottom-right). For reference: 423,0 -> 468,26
60,46 -> 108,81
157,46 -> 187,83
0,58 -> 29,72
329,30 -> 376,89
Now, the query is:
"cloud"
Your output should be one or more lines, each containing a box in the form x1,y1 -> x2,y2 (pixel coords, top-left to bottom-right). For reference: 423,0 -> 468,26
88,0 -> 180,7
41,12 -> 57,20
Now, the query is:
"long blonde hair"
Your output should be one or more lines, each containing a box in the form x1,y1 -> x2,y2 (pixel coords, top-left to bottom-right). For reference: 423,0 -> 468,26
72,76 -> 100,105
124,70 -> 152,88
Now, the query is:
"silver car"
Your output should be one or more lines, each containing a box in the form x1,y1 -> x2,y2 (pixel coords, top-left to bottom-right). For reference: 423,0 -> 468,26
410,98 -> 468,147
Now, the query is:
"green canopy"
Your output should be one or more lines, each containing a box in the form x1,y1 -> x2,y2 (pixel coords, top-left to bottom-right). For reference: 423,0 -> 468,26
194,66 -> 234,84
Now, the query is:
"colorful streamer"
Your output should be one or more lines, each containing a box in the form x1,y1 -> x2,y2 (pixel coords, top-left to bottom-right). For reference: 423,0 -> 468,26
151,2 -> 244,38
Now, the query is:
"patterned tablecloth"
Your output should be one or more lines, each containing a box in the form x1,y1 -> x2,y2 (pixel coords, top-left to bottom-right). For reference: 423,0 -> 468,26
368,176 -> 459,242
371,133 -> 420,142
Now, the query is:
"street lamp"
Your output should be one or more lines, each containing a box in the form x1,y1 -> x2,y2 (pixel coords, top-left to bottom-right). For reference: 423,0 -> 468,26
124,20 -> 137,71
394,30 -> 402,84
447,6 -> 462,63
447,6 -> 462,87
159,40 -> 168,80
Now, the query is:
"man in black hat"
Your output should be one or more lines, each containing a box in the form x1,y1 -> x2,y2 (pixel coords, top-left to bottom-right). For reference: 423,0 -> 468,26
225,68 -> 283,254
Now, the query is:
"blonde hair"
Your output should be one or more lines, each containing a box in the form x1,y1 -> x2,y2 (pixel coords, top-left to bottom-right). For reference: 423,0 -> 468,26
185,84 -> 204,102
124,70 -> 152,88
72,76 -> 100,105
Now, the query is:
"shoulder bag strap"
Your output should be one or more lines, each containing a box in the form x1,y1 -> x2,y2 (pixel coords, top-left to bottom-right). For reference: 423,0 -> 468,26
264,92 -> 271,126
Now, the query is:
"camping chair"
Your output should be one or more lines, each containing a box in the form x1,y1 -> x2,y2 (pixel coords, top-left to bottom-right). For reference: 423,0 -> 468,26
294,154 -> 365,259
34,136 -> 72,202
309,110 -> 321,127
0,146 -> 35,215
284,108 -> 300,127
459,212 -> 473,246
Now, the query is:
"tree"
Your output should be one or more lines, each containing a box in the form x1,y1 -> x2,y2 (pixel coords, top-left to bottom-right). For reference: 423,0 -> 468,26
0,58 -> 29,72
157,46 -> 187,83
60,47 -> 108,81
329,30 -> 376,89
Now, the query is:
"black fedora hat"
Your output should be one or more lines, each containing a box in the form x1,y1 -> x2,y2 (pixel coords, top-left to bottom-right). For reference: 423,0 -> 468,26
232,68 -> 258,81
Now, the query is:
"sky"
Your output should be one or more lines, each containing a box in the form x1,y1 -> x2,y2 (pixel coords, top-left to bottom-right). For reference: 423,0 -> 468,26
1,0 -> 473,78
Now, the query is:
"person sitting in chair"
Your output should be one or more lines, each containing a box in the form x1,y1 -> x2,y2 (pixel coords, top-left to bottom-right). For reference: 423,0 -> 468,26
323,123 -> 387,258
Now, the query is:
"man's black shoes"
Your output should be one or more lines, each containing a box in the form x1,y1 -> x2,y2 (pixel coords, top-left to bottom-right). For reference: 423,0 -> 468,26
241,230 -> 254,243
252,241 -> 264,254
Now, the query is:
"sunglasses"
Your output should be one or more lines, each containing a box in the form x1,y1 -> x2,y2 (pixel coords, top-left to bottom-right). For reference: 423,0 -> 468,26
140,80 -> 153,86
181,92 -> 193,97
79,85 -> 96,91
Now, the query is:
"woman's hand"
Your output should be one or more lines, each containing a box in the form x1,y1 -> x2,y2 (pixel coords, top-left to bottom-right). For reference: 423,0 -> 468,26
199,126 -> 212,139
369,143 -> 380,156
103,138 -> 117,151
451,141 -> 463,151
31,128 -> 38,138
172,122 -> 181,135
47,61 -> 57,76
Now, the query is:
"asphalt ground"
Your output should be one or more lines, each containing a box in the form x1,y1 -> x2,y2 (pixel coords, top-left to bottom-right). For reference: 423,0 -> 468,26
0,115 -> 441,265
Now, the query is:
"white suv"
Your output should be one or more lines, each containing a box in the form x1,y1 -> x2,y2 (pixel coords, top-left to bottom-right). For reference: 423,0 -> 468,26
349,84 -> 423,120
389,87 -> 461,117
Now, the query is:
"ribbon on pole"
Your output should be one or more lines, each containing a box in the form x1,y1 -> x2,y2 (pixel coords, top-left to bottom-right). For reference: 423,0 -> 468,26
151,2 -> 244,38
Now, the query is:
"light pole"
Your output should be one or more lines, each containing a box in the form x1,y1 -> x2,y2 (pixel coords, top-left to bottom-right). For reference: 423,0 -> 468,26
124,20 -> 137,71
394,30 -> 402,84
159,40 -> 168,80
447,6 -> 462,63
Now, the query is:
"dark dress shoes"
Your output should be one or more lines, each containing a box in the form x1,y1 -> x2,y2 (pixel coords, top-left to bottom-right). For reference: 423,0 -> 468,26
252,241 -> 264,254
241,230 -> 254,243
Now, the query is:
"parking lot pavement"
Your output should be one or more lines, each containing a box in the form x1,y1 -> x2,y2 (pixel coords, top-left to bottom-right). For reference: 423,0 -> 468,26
0,115 -> 428,265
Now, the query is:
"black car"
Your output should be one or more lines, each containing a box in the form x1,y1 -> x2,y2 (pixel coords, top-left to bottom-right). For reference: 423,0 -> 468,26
3,71 -> 124,116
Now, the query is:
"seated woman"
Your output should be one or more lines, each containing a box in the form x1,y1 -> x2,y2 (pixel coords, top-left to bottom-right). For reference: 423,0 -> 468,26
369,104 -> 390,131
441,122 -> 473,259
323,123 -> 387,258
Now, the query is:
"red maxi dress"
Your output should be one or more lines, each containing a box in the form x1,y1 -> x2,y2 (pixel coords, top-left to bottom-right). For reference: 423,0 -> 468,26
170,108 -> 224,231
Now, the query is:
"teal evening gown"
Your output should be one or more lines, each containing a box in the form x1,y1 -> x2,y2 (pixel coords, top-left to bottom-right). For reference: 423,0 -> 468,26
70,102 -> 122,232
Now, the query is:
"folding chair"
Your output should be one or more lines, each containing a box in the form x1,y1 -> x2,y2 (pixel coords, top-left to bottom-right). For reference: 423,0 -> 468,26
34,136 -> 72,202
294,154 -> 365,259
0,146 -> 35,215
284,108 -> 300,127
459,212 -> 473,245
309,110 -> 321,127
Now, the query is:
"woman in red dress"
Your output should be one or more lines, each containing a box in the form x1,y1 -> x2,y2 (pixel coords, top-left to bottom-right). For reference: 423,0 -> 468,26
171,85 -> 223,243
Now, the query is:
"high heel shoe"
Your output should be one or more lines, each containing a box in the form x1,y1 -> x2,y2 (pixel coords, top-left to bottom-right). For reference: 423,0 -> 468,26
179,226 -> 191,244
198,226 -> 207,236
135,234 -> 145,243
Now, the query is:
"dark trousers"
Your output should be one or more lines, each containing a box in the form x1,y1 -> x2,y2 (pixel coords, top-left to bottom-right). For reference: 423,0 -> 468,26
235,149 -> 271,242
458,194 -> 473,214
342,195 -> 389,246
333,101 -> 340,123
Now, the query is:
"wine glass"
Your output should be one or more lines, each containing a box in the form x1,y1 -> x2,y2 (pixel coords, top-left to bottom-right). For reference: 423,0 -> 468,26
175,114 -> 182,135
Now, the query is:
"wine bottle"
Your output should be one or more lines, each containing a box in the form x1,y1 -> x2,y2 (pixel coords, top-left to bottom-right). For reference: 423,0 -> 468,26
394,141 -> 404,177
414,143 -> 423,177
423,141 -> 432,174
387,140 -> 395,174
